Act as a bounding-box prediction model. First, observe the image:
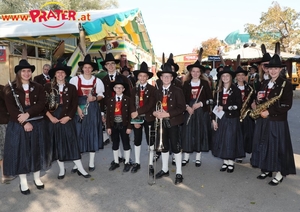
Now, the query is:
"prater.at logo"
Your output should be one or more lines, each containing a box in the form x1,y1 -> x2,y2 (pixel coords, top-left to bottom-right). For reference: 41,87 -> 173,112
28,1 -> 90,28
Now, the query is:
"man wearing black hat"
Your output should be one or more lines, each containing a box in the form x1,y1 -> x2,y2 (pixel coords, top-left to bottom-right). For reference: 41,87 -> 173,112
248,64 -> 260,93
121,65 -> 136,88
153,63 -> 186,185
100,53 -> 131,163
33,64 -> 51,86
130,62 -> 156,174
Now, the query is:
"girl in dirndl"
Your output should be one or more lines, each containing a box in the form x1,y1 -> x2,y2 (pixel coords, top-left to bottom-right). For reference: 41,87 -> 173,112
4,59 -> 49,195
45,59 -> 91,179
181,60 -> 213,167
69,55 -> 105,172
211,66 -> 244,173
250,54 -> 296,185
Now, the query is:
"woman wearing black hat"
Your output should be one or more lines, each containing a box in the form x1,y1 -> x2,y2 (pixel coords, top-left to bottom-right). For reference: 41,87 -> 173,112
70,54 -> 105,172
181,61 -> 213,167
3,59 -> 48,195
235,66 -> 255,163
211,66 -> 244,173
45,60 -> 91,179
250,54 -> 296,185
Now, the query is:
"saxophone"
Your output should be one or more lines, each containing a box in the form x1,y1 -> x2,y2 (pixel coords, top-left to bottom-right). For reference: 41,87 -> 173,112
45,80 -> 59,112
239,85 -> 253,122
249,81 -> 286,120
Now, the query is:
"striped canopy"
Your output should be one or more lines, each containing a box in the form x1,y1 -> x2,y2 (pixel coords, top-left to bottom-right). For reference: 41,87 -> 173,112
0,8 -> 153,53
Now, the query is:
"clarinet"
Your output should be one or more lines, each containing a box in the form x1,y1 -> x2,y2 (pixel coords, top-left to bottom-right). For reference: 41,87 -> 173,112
8,80 -> 43,122
8,80 -> 25,113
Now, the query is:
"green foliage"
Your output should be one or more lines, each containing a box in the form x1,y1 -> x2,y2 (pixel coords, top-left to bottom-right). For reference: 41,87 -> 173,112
244,1 -> 300,53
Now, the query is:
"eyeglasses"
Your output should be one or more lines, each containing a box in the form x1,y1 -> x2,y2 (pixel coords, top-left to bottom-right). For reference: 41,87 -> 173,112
106,62 -> 116,66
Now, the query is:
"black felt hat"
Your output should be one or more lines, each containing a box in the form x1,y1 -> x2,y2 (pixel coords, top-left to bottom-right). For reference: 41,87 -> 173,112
264,54 -> 285,68
100,53 -> 120,67
249,64 -> 258,73
133,61 -> 153,78
217,65 -> 236,79
78,54 -> 98,70
120,66 -> 131,74
216,64 -> 224,73
186,60 -> 205,73
257,53 -> 271,64
157,63 -> 177,79
235,66 -> 248,76
49,58 -> 72,78
14,59 -> 35,73
110,80 -> 129,92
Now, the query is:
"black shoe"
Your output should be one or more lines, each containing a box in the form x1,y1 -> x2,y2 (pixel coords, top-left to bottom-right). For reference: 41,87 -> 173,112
236,159 -> 243,163
155,170 -> 169,179
182,159 -> 189,166
153,154 -> 160,162
111,157 -> 125,165
34,181 -> 45,190
195,160 -> 201,167
220,164 -> 228,172
57,169 -> 66,180
175,174 -> 183,185
131,163 -> 141,173
227,165 -> 234,173
257,172 -> 272,180
89,166 -> 95,172
109,162 -> 120,171
268,176 -> 283,186
77,170 -> 91,178
104,138 -> 110,145
123,163 -> 131,172
71,168 -> 78,174
149,165 -> 154,175
19,185 -> 30,195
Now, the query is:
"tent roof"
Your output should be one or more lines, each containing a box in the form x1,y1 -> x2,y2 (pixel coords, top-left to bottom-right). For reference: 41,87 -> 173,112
0,8 -> 153,53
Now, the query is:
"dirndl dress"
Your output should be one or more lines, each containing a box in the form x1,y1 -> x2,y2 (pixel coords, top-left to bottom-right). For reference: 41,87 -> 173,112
241,115 -> 255,153
250,117 -> 296,176
74,96 -> 103,153
46,105 -> 81,162
212,116 -> 245,160
3,118 -> 50,176
182,99 -> 211,153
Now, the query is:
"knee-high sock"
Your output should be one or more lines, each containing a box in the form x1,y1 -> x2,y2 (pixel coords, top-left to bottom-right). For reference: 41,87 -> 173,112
57,160 -> 65,176
74,159 -> 88,175
161,152 -> 169,172
196,152 -> 201,161
275,171 -> 282,179
183,152 -> 190,161
223,159 -> 229,165
174,152 -> 182,175
149,145 -> 154,166
124,150 -> 130,164
19,174 -> 28,191
134,145 -> 141,164
113,150 -> 119,163
89,152 -> 95,168
33,171 -> 43,186
118,143 -> 123,158
228,159 -> 234,166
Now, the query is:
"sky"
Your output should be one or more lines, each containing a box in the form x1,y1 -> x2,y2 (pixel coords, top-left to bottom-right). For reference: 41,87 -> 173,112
118,0 -> 300,57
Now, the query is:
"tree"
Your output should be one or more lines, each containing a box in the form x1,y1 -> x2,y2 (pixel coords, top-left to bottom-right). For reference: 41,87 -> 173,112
244,1 -> 300,53
0,0 -> 119,14
200,38 -> 222,58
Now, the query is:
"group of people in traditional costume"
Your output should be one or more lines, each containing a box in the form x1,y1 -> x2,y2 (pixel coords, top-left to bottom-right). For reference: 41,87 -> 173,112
0,48 -> 296,195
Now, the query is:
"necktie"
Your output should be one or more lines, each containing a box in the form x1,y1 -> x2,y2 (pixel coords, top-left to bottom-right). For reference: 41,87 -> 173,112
110,75 -> 114,81
164,89 -> 167,95
117,97 -> 121,102
141,86 -> 144,90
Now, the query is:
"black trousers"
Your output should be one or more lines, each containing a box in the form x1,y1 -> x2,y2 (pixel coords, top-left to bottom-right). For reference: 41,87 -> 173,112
157,125 -> 181,154
111,123 -> 130,151
133,120 -> 155,146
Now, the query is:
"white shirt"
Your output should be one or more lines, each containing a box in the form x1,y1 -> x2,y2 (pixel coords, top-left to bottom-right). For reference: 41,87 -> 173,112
69,75 -> 105,97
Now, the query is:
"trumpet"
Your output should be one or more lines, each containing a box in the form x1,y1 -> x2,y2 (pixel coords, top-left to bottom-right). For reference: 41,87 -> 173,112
155,101 -> 164,152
